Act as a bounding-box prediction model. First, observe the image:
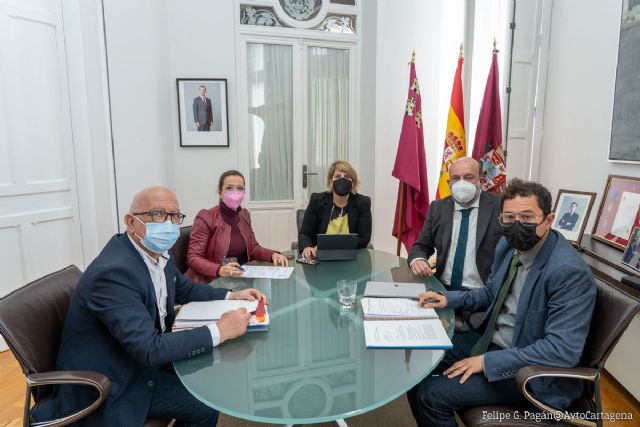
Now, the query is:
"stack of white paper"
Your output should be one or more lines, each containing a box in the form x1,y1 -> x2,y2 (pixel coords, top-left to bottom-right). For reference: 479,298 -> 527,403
174,300 -> 269,332
360,298 -> 451,349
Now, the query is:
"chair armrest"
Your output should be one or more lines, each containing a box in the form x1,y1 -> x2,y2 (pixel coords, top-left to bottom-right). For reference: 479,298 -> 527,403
515,365 -> 598,427
27,370 -> 110,427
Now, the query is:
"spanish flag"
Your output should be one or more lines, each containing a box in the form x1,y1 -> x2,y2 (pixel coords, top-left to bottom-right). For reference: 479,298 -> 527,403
435,48 -> 466,199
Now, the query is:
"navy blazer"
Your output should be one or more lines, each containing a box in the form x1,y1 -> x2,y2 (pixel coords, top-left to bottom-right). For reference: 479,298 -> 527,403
33,234 -> 228,426
407,191 -> 502,283
446,230 -> 597,410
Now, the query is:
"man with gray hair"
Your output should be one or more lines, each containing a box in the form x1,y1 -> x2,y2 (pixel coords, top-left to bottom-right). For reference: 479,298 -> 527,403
34,187 -> 265,426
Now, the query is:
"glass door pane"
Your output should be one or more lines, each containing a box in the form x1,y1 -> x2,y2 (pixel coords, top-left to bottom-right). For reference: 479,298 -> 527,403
306,46 -> 349,194
247,43 -> 294,201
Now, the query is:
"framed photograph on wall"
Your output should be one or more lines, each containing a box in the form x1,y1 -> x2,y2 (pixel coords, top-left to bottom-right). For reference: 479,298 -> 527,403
621,227 -> 640,272
176,78 -> 229,147
551,189 -> 596,245
609,2 -> 640,163
592,175 -> 640,250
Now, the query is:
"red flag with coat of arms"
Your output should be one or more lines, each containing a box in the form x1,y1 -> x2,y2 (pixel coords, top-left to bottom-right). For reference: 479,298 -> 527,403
392,54 -> 429,252
472,47 -> 506,192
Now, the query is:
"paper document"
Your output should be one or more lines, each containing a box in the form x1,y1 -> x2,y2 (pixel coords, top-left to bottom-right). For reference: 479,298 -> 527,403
361,298 -> 438,320
174,300 -> 269,332
364,320 -> 452,349
176,300 -> 258,321
239,265 -> 294,279
610,191 -> 640,239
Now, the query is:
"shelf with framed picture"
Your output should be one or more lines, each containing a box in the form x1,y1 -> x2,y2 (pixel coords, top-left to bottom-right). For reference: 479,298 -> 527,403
575,175 -> 640,292
591,175 -> 640,250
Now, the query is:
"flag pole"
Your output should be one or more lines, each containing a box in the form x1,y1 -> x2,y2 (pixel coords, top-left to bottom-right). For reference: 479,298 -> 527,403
396,182 -> 406,256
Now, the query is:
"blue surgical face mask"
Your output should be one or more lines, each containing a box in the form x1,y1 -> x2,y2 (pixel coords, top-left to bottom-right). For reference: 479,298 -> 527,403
134,216 -> 179,253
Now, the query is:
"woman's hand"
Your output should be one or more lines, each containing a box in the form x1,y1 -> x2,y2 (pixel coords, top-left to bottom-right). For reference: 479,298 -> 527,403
219,262 -> 244,277
229,288 -> 269,305
302,246 -> 317,259
272,253 -> 289,267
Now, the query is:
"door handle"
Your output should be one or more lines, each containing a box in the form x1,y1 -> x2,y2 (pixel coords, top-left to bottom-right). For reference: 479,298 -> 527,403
302,165 -> 318,189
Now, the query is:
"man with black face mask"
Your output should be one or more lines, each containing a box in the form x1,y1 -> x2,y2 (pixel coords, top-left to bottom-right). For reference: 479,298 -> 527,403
408,179 -> 597,427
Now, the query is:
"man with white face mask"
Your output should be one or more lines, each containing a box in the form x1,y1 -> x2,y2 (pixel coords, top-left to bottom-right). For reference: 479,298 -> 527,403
408,157 -> 502,291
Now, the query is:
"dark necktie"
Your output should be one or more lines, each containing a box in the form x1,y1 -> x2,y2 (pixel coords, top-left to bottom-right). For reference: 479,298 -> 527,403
470,254 -> 521,356
449,208 -> 472,290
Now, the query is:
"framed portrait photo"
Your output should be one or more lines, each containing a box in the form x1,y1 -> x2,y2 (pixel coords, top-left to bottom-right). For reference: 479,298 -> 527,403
608,1 -> 640,163
592,175 -> 640,250
621,227 -> 640,272
551,189 -> 596,245
176,78 -> 229,147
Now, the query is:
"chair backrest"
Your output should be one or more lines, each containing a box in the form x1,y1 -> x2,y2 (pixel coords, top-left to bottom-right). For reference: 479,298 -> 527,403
582,277 -> 640,369
170,225 -> 192,274
0,265 -> 82,375
296,209 -> 306,232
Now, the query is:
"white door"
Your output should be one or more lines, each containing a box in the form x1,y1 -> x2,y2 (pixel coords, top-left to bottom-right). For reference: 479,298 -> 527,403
505,0 -> 552,180
239,38 -> 355,251
0,0 -> 84,348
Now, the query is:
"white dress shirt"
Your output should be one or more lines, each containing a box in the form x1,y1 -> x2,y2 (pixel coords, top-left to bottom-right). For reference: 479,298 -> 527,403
128,235 -> 222,346
439,197 -> 484,289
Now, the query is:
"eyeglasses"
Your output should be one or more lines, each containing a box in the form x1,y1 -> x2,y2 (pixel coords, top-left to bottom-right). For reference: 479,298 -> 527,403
223,185 -> 245,193
332,175 -> 352,182
498,212 -> 542,227
134,210 -> 186,225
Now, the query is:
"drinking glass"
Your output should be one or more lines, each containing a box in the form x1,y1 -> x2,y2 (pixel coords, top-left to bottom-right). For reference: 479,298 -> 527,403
337,280 -> 357,308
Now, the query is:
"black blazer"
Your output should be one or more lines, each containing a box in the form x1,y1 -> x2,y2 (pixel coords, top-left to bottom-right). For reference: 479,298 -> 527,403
407,191 -> 502,283
299,192 -> 372,251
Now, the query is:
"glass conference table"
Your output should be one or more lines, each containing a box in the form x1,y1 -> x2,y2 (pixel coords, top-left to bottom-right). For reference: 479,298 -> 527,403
174,249 -> 453,425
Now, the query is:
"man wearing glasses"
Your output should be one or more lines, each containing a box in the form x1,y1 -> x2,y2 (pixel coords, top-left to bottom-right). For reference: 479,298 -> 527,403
34,187 -> 266,426
409,179 -> 597,427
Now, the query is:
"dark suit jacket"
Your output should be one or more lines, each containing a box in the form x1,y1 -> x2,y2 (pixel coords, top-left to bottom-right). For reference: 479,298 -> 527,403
407,192 -> 502,283
446,231 -> 597,410
298,192 -> 372,251
33,234 -> 228,426
193,96 -> 213,126
558,211 -> 579,231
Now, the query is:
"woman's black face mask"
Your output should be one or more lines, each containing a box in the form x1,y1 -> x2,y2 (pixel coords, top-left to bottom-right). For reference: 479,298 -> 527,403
332,178 -> 352,196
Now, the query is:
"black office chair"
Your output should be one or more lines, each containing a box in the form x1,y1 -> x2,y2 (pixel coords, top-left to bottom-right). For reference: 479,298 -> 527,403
291,209 -> 307,250
0,266 -> 171,427
169,225 -> 192,274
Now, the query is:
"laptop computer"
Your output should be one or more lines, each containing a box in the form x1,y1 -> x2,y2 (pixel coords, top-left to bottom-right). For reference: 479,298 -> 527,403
316,233 -> 358,261
363,281 -> 426,300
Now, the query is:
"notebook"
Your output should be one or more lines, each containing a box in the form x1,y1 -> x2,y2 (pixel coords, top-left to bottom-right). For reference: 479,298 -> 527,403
174,300 -> 269,332
360,298 -> 452,349
363,281 -> 426,300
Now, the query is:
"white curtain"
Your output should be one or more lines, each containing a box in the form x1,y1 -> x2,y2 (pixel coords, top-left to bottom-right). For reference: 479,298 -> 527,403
307,47 -> 349,194
247,43 -> 294,201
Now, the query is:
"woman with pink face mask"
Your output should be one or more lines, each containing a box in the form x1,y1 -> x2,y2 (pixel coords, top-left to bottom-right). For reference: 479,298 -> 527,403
185,170 -> 288,282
